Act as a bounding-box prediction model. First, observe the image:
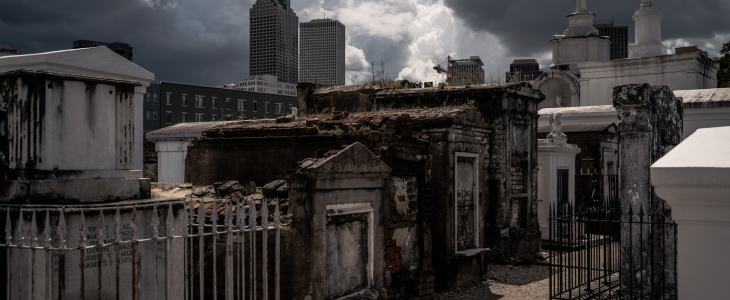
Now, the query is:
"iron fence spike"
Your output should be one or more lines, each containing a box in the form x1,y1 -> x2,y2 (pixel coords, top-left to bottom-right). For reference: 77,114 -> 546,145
131,205 -> 139,242
639,204 -> 645,219
167,203 -> 175,238
237,200 -> 244,228
96,209 -> 105,246
57,209 -> 67,249
224,200 -> 232,227
197,198 -> 206,233
114,207 -> 122,243
78,209 -> 86,247
44,209 -> 52,248
211,199 -> 219,234
274,198 -> 281,229
183,200 -> 190,237
17,210 -> 25,247
151,204 -> 160,239
249,198 -> 257,228
4,209 -> 12,246
628,204 -> 634,216
262,197 -> 269,228
30,209 -> 38,247
189,197 -> 195,225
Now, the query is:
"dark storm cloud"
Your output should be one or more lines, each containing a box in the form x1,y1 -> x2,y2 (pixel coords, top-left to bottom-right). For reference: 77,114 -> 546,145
0,0 -> 256,86
443,0 -> 730,58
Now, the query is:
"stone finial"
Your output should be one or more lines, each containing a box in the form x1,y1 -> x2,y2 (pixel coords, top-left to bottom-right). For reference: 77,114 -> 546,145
547,112 -> 568,139
573,0 -> 588,13
564,0 -> 599,37
641,0 -> 653,7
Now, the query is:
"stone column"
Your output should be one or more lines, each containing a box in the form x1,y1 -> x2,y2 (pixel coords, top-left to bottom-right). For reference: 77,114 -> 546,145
613,83 -> 682,297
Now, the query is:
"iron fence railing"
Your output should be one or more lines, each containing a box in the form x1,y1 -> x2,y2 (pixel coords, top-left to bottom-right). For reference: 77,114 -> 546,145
0,197 -> 281,300
549,204 -> 678,300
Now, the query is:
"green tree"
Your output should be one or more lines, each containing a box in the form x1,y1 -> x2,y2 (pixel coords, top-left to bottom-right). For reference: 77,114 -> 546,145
719,41 -> 730,88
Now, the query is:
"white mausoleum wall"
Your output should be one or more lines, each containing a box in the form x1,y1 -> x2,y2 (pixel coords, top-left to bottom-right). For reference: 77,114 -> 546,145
651,126 -> 730,300
577,53 -> 718,107
0,47 -> 155,170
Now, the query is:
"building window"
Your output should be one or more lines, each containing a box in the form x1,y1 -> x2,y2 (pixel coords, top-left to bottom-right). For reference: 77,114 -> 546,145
153,111 -> 158,120
166,111 -> 172,124
557,169 -> 569,206
238,100 -> 246,111
153,94 -> 157,102
226,99 -> 231,110
265,102 -> 270,113
182,112 -> 188,123
146,93 -> 150,102
166,93 -> 171,105
212,97 -> 217,109
275,103 -> 283,114
146,111 -> 151,120
182,95 -> 188,106
212,115 -> 217,121
196,114 -> 204,122
252,101 -> 257,112
195,96 -> 204,108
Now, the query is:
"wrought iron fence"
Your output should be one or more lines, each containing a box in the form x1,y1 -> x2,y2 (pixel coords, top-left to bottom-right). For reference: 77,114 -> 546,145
574,169 -> 618,216
0,197 -> 281,300
549,204 -> 678,300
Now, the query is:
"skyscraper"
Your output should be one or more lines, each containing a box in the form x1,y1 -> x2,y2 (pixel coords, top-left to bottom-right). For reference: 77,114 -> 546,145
594,20 -> 629,60
72,40 -> 133,61
300,19 -> 346,86
250,0 -> 299,84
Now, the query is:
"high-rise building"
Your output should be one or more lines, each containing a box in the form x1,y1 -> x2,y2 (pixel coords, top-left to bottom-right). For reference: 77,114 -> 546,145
507,59 -> 543,81
448,56 -> 485,85
250,0 -> 299,84
594,20 -> 629,60
0,44 -> 23,57
300,18 -> 346,86
72,40 -> 133,61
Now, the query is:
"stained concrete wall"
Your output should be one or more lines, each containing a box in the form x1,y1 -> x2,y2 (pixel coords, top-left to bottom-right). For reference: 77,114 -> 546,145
185,136 -> 341,186
0,70 -> 150,203
286,143 -> 390,300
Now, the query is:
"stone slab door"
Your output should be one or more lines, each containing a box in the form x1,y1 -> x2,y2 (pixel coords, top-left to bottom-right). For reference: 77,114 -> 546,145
325,212 -> 371,299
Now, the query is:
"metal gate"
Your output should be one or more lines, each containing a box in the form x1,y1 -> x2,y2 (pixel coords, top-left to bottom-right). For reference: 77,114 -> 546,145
0,197 -> 281,300
548,203 -> 678,299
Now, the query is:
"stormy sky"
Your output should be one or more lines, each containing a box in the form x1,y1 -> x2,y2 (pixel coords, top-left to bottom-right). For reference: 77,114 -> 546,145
1,0 -> 728,86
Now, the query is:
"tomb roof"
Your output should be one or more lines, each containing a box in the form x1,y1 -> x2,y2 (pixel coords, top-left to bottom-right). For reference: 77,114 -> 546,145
674,88 -> 730,108
0,69 -> 141,86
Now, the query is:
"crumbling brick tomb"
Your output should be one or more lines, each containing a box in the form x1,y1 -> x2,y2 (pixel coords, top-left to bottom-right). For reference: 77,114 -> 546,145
181,83 -> 545,298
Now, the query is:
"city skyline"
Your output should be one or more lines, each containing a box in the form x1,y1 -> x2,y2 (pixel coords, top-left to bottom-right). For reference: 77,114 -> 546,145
0,0 -> 728,86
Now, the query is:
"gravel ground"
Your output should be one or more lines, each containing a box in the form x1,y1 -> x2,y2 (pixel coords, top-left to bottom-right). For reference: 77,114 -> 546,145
433,263 -> 550,300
